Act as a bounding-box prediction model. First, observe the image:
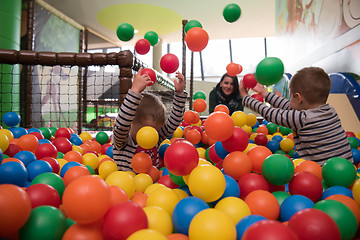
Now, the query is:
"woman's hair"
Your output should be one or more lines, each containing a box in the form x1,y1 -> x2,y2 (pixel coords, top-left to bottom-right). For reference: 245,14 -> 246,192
133,92 -> 166,125
215,73 -> 240,99
289,67 -> 331,104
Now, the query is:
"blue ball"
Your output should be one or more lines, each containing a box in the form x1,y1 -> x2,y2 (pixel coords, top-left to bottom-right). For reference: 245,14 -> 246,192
106,145 -> 113,158
14,150 -> 37,167
280,194 -> 314,222
321,185 -> 353,199
70,134 -> 83,146
267,140 -> 280,153
352,148 -> 360,164
27,160 -> 53,182
159,143 -> 170,159
272,135 -> 283,142
248,139 -> 254,144
0,161 -> 28,186
39,139 -> 52,145
214,141 -> 229,159
0,148 -> 3,164
253,121 -> 260,128
213,174 -> 240,204
9,127 -> 28,138
172,196 -> 209,235
27,128 -> 41,134
161,167 -> 169,176
235,215 -> 267,240
178,185 -> 192,196
2,111 -> 21,127
59,161 -> 82,177
261,120 -> 269,125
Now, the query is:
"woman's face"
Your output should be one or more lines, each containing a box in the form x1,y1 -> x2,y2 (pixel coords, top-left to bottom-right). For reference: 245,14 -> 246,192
220,76 -> 234,96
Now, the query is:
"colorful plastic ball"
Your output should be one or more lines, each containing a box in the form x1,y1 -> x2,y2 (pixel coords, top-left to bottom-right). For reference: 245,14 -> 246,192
9,126 -> 28,138
214,104 -> 230,114
185,20 -> 203,33
266,140 -> 280,153
0,129 -> 14,141
193,98 -> 207,113
352,148 -> 360,164
193,91 -> 206,100
255,57 -> 284,86
272,190 -> 290,206
14,150 -> 37,167
185,27 -> 209,52
63,150 -> 83,163
0,161 -> 28,186
245,113 -> 257,127
216,174 -> 241,202
127,229 -> 167,240
237,173 -> 269,199
69,133 -> 83,146
322,157 -> 357,188
106,171 -> 135,198
38,127 -> 52,140
167,233 -> 189,240
52,137 -> 72,154
106,145 -> 113,158
59,161 -> 82,177
279,194 -> 314,222
62,222 -> 103,240
4,143 -> 21,157
314,199 -> 357,240
215,196 -> 251,224
35,142 -> 57,160
294,160 -> 322,180
223,151 -> 252,180
183,110 -> 198,124
242,219 -> 298,240
31,172 -> 65,199
131,152 -> 152,173
157,174 -> 179,189
348,137 -> 359,149
242,73 -> 257,89
289,172 -> 323,202
288,208 -> 341,240
247,145 -> 272,173
262,154 -> 294,186
141,68 -> 157,86
188,165 -> 226,202
143,206 -> 172,236
251,93 -> 264,103
160,53 -> 179,74
326,194 -> 360,225
94,131 -> 109,145
236,214 -> 267,240
164,140 -> 199,176
222,126 -> 249,152
223,3 -> 241,23
135,38 -> 151,55
244,190 -> 280,220
63,165 -> 90,186
186,129 -> 202,145
231,111 -> 247,127
322,185 -> 353,199
27,160 -> 53,182
0,184 -> 32,237
205,112 -> 234,141
146,187 -> 180,215
18,205 -> 67,240
144,31 -> 159,46
254,132 -> 268,146
116,22 -> 134,41
214,141 -> 229,159
279,138 -> 294,152
25,183 -> 60,208
226,62 -> 242,77
133,173 -> 153,192
2,111 -> 20,127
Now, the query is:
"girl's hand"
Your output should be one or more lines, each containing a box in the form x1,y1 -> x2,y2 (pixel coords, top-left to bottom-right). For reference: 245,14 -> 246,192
174,71 -> 185,92
131,67 -> 152,93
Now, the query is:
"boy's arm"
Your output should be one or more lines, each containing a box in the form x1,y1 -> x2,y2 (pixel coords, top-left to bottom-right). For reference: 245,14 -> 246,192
253,82 -> 290,110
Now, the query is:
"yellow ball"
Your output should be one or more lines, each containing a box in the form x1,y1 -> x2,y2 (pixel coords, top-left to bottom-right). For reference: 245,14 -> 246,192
79,131 -> 92,141
173,188 -> 189,200
160,139 -> 171,146
214,197 -> 251,224
266,135 -> 273,140
182,174 -> 190,185
143,206 -> 173,236
231,111 -> 247,127
273,132 -> 284,137
127,229 -> 167,240
98,154 -> 110,161
246,113 -> 257,127
352,179 -> 360,205
136,126 -> 159,149
0,133 -> 9,152
133,173 -> 153,192
56,158 -> 68,175
105,171 -> 135,198
196,147 -> 206,158
72,145 -> 83,154
146,187 -> 180,215
83,152 -> 99,170
126,171 -> 136,178
249,133 -> 257,142
188,165 -> 225,202
188,208 -> 236,240
292,158 -> 306,167
99,161 -> 118,179
144,183 -> 166,195
280,138 -> 295,152
241,125 -> 252,134
0,129 -> 13,141
172,127 -> 183,138
192,119 -> 202,126
243,143 -> 257,154
198,158 -> 212,166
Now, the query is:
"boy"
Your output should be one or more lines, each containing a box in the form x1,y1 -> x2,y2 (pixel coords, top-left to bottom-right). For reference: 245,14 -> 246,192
239,67 -> 353,166
113,67 -> 187,171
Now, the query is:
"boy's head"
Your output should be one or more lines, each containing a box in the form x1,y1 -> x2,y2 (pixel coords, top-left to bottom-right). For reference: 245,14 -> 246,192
289,67 -> 331,110
130,92 -> 166,141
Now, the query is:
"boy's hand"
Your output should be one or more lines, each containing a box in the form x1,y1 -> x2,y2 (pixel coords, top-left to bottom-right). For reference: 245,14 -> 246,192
174,71 -> 185,92
239,80 -> 248,98
253,83 -> 269,98
131,67 -> 152,93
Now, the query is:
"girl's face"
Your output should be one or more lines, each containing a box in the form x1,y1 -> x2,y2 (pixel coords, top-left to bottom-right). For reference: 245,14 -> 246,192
220,77 -> 234,96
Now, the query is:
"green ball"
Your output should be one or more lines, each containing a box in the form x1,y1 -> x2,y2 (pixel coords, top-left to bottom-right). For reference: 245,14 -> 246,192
169,172 -> 187,186
272,191 -> 290,206
39,127 -> 52,140
205,147 -> 213,163
85,165 -> 95,175
313,200 -> 357,240
266,123 -> 278,134
223,3 -> 241,23
255,57 -> 284,86
57,152 -> 64,159
49,127 -> 57,136
31,172 -> 65,198
274,150 -> 286,155
252,127 -> 258,133
19,206 -> 67,240
279,126 -> 291,135
116,23 -> 134,42
322,157 -> 356,188
193,91 -> 206,100
95,131 -> 109,145
262,154 -> 294,185
348,137 -> 359,149
185,20 -> 203,33
144,31 -> 159,46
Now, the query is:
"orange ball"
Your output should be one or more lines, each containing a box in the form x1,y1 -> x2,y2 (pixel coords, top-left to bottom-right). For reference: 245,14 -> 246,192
185,27 -> 209,52
1,157 -> 25,166
245,189 -> 280,220
63,150 -> 83,163
62,222 -> 103,240
109,185 -> 130,207
223,151 -> 252,180
183,110 -> 199,124
247,146 -> 272,173
186,129 -> 202,145
131,152 -> 153,173
201,130 -> 210,145
193,99 -> 207,113
226,62 -> 242,77
63,165 -> 91,186
99,157 -> 114,166
256,125 -> 269,135
130,192 -> 148,208
325,194 -> 360,225
294,160 -> 322,180
147,165 -> 161,183
204,112 -> 234,141
214,104 -> 230,114
0,184 -> 32,237
182,125 -> 191,138
87,140 -> 102,154
167,233 -> 190,240
80,143 -> 91,154
17,134 -> 39,153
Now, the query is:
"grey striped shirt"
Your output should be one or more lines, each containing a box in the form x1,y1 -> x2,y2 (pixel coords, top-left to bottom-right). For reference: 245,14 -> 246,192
112,89 -> 187,171
243,92 -> 353,166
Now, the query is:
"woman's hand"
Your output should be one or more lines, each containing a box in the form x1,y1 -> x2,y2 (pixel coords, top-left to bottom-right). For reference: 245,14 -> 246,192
130,67 -> 153,93
239,80 -> 248,98
174,71 -> 185,93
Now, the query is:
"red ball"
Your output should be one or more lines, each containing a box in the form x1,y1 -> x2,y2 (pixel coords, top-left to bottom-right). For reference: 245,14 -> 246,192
345,131 -> 356,138
52,137 -> 72,154
35,142 -> 58,159
221,127 -> 249,152
135,38 -> 151,55
288,208 -> 341,240
208,144 -> 223,164
4,144 -> 22,157
242,220 -> 298,240
288,172 -> 323,202
185,27 -> 209,52
160,53 -> 179,74
55,127 -> 71,139
242,73 -> 257,89
101,143 -> 112,155
251,93 -> 264,102
157,175 -> 180,189
164,140 -> 199,176
237,173 -> 269,199
102,202 -> 148,240
254,133 -> 268,146
40,157 -> 60,174
25,183 -> 60,208
141,68 -> 157,86
29,131 -> 44,140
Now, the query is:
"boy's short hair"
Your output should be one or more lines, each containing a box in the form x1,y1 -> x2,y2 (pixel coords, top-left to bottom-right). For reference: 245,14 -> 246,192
289,67 -> 331,104
133,92 -> 166,125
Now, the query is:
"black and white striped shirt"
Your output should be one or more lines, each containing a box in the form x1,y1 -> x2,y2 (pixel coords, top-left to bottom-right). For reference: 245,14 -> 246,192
243,92 -> 353,166
112,89 -> 187,171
